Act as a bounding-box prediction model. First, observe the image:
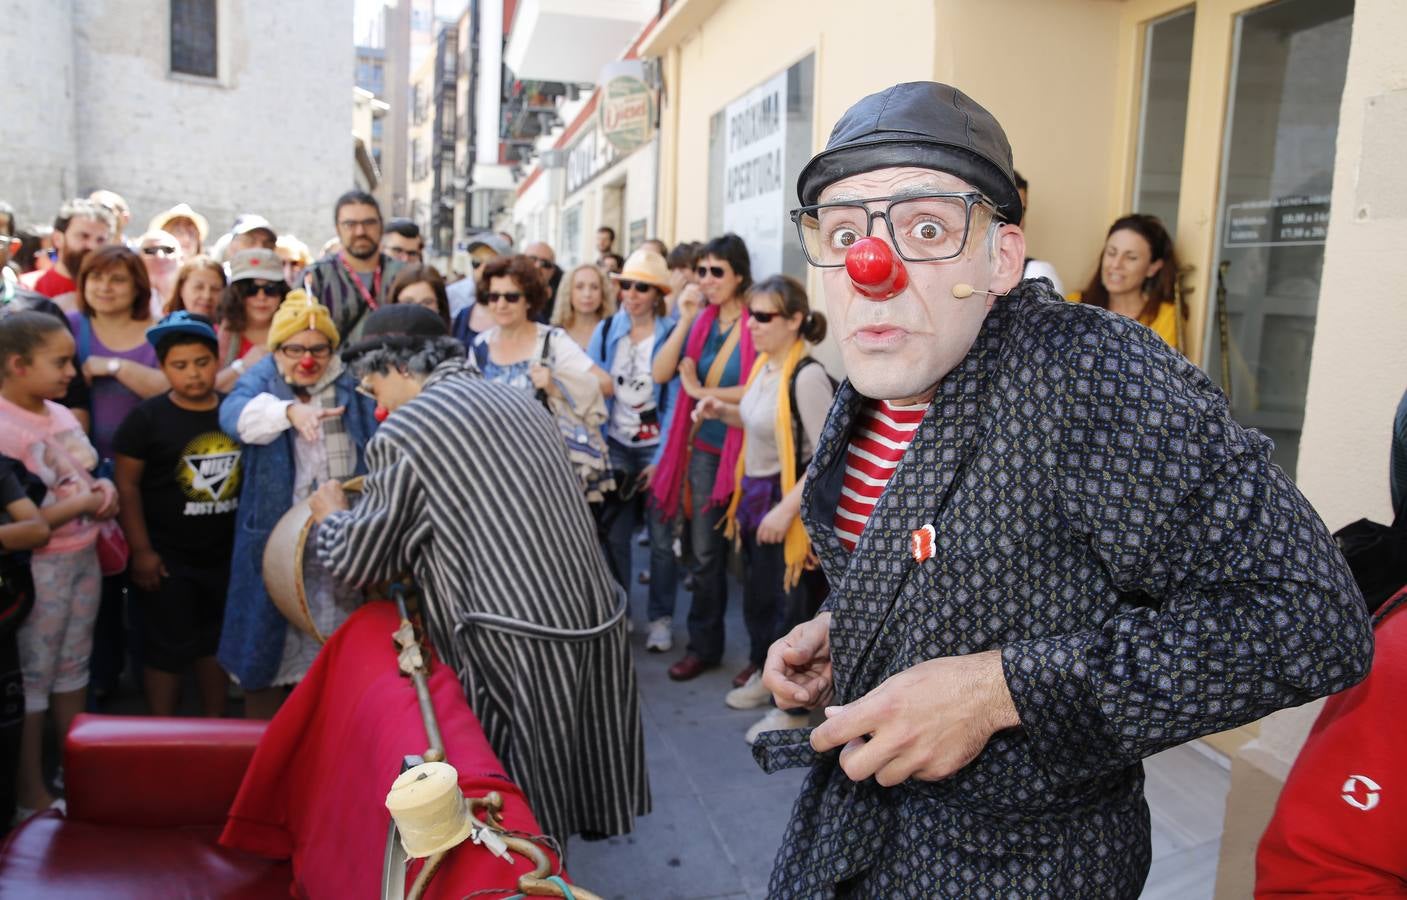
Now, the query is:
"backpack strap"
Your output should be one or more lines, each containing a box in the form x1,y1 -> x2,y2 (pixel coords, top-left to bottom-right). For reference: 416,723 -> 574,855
789,356 -> 823,478
76,314 -> 92,363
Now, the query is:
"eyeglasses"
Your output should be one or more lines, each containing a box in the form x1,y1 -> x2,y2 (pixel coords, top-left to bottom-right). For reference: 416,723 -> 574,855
278,343 -> 333,360
337,218 -> 381,233
748,309 -> 780,323
471,259 -> 484,269
616,280 -> 655,294
142,245 -> 178,257
484,291 -> 523,304
242,281 -> 288,298
530,257 -> 553,269
355,378 -> 377,399
790,191 -> 994,267
696,265 -> 727,280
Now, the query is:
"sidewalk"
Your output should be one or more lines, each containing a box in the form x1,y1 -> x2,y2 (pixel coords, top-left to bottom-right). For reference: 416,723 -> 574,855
567,569 -> 1230,899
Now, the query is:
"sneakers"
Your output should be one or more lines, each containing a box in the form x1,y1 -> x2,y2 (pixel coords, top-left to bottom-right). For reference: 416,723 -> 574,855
645,617 -> 673,653
745,708 -> 810,745
725,672 -> 772,710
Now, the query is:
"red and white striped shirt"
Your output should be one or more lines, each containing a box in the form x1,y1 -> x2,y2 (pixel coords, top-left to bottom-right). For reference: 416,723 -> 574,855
833,400 -> 929,551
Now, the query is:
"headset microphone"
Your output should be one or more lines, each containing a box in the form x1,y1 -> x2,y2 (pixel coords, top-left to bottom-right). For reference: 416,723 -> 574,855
951,283 -> 1006,300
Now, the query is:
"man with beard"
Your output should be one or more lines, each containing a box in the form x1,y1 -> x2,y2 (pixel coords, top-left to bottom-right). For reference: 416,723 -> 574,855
20,199 -> 114,311
303,190 -> 403,341
755,82 -> 1372,897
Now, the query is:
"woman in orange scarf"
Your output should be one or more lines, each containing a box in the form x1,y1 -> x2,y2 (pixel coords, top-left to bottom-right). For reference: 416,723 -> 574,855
695,275 -> 834,744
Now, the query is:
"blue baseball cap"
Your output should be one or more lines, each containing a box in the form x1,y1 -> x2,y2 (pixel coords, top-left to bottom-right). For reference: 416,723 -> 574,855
146,310 -> 218,349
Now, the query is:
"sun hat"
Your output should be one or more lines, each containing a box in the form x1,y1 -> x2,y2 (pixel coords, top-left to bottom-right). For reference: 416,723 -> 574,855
610,249 -> 672,293
148,203 -> 210,241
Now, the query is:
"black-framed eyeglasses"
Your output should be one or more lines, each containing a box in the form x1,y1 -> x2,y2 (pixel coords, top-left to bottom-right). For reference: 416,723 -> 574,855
484,291 -> 523,304
695,265 -> 727,280
338,218 -> 381,233
242,281 -> 289,298
616,280 -> 655,294
278,343 -> 333,360
790,191 -> 994,268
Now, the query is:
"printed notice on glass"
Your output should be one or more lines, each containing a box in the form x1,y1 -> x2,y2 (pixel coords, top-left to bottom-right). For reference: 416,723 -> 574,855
1224,195 -> 1331,247
722,70 -> 787,278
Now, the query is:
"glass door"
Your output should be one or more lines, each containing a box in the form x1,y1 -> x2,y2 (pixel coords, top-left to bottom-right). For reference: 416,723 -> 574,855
1204,0 -> 1354,477
1133,7 -> 1196,235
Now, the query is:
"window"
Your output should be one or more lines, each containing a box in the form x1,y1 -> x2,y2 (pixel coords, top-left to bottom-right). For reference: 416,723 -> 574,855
171,0 -> 218,78
1132,8 -> 1195,233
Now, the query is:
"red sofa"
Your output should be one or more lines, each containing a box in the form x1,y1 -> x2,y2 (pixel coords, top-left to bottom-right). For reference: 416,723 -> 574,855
0,714 -> 288,899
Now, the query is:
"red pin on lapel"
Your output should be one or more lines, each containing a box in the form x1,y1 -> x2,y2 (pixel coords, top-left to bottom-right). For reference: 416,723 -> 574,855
910,524 -> 936,562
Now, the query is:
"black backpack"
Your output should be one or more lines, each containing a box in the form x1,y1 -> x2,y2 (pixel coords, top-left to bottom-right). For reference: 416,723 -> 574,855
787,357 -> 839,478
0,456 -> 46,635
1334,506 -> 1407,616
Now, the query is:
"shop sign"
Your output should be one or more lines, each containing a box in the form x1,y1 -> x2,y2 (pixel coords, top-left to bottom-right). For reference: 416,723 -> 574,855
721,69 -> 787,278
599,69 -> 655,155
1224,194 -> 1331,247
565,123 -> 619,197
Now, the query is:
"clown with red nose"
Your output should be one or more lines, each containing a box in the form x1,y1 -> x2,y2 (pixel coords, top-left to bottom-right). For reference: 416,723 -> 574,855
755,81 -> 1369,898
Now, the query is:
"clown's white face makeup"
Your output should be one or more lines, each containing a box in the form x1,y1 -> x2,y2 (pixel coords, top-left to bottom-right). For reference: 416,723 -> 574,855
817,167 -> 1024,405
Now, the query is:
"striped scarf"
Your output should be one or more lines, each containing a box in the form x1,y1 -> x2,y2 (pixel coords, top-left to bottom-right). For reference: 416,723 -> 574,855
723,339 -> 811,589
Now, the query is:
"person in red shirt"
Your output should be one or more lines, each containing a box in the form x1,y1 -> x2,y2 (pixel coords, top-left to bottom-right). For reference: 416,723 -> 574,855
19,199 -> 114,311
1255,587 -> 1407,897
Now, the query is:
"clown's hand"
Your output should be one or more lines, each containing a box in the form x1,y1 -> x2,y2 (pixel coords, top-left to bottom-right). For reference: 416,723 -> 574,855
809,650 -> 1020,787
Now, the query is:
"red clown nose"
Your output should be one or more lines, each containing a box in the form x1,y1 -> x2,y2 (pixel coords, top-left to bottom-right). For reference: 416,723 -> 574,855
844,236 -> 909,300
298,355 -> 318,373
374,405 -> 390,423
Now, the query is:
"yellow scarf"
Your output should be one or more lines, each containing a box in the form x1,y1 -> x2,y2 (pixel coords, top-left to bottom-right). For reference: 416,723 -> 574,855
723,339 -> 811,589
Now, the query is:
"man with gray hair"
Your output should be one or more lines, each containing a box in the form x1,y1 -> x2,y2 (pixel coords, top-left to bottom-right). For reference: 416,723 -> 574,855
756,81 -> 1371,896
308,304 -> 649,848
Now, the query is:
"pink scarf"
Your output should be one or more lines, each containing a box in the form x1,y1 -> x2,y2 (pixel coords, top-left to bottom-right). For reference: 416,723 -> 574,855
650,303 -> 755,519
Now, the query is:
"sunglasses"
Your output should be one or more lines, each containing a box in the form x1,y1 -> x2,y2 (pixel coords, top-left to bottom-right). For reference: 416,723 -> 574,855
278,343 -> 332,360
616,280 -> 656,294
484,291 -> 523,304
695,265 -> 727,279
530,257 -> 553,269
748,309 -> 781,323
141,245 -> 178,257
243,281 -> 289,298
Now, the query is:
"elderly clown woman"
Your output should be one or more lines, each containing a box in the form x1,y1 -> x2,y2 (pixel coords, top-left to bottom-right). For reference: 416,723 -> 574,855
308,304 -> 649,848
218,291 -> 377,719
754,82 -> 1372,897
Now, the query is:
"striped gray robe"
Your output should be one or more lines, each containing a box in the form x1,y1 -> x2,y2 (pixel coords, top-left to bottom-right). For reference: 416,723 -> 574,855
316,358 -> 649,844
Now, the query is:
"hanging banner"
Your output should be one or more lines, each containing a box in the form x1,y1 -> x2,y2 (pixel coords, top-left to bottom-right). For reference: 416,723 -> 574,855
720,69 -> 787,279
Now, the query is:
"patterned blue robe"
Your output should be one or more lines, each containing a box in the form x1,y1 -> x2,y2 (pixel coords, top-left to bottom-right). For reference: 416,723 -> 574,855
754,282 -> 1372,898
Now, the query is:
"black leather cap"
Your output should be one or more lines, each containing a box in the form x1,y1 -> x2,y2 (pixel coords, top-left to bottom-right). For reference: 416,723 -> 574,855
796,82 -> 1023,223
340,304 -> 448,362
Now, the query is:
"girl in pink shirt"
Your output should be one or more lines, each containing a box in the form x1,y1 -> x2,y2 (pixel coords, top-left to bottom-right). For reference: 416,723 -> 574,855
0,311 -> 118,814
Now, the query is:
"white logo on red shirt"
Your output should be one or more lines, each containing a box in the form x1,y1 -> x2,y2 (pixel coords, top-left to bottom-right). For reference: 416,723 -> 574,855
1341,774 -> 1381,811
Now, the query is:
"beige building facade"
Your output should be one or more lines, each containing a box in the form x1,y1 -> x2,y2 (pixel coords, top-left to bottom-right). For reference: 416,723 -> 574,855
643,0 -> 1405,895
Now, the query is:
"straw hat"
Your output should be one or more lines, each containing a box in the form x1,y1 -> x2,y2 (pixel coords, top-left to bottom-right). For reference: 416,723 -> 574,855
148,203 -> 210,241
610,248 -> 672,294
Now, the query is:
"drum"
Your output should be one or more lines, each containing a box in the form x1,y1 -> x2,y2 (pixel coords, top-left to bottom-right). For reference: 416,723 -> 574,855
263,477 -> 365,643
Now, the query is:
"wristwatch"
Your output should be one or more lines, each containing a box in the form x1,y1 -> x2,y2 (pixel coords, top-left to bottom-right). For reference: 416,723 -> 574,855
231,358 -> 246,374
106,358 -> 121,376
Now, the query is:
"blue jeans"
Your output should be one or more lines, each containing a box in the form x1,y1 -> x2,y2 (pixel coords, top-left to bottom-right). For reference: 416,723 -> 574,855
686,448 -> 730,664
605,440 -> 679,623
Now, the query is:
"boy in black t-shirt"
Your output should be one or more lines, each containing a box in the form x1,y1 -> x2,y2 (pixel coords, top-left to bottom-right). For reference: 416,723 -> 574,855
113,313 -> 241,716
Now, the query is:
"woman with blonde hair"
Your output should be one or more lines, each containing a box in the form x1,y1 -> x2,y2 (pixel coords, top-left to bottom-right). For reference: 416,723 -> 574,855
551,263 -> 617,350
164,255 -> 226,319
